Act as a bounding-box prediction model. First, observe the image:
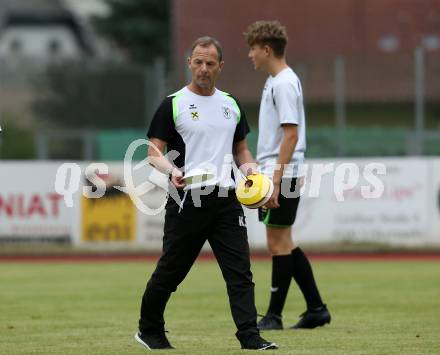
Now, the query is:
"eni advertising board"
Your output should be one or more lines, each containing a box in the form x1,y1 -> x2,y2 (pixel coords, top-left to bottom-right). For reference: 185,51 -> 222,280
81,188 -> 136,242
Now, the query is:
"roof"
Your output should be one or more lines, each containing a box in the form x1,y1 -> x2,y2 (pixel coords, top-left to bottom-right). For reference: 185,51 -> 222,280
0,0 -> 93,54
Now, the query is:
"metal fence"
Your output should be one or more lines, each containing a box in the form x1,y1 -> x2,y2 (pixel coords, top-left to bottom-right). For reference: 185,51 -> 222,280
1,50 -> 439,160
292,48 -> 440,156
0,57 -> 167,160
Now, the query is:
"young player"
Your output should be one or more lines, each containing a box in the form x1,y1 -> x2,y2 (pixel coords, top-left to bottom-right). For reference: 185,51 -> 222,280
244,21 -> 331,330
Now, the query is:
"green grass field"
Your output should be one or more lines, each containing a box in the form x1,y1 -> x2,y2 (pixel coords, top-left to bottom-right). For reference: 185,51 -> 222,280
1,259 -> 439,354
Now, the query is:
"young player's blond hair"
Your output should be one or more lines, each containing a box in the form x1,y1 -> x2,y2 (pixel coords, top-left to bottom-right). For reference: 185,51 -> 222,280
244,20 -> 288,58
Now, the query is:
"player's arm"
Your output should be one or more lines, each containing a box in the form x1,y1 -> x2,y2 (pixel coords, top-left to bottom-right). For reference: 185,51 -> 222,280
147,138 -> 180,176
264,124 -> 297,209
233,139 -> 258,176
273,124 -> 298,185
148,137 -> 184,188
230,95 -> 258,176
147,96 -> 184,188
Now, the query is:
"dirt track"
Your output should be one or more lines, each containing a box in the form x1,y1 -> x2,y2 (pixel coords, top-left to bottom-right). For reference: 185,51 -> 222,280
1,252 -> 440,263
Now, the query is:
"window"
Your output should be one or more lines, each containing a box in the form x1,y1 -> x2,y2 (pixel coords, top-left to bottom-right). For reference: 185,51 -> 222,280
48,39 -> 62,56
9,38 -> 22,54
422,34 -> 440,51
378,34 -> 399,52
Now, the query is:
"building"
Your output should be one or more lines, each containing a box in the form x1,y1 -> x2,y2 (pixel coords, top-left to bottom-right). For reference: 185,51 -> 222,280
0,0 -> 111,128
0,0 -> 100,66
172,0 -> 440,103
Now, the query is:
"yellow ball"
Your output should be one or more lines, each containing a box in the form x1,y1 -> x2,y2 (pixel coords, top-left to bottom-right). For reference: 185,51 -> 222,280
236,173 -> 274,209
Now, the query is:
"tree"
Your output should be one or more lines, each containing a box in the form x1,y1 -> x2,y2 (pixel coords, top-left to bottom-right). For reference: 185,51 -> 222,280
93,0 -> 171,66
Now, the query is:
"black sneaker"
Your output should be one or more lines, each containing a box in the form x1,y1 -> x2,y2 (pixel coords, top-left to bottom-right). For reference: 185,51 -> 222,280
257,313 -> 283,330
134,331 -> 174,350
240,334 -> 278,350
290,304 -> 331,329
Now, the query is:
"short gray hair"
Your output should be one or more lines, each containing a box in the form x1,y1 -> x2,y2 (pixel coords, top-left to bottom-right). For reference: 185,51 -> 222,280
190,36 -> 223,61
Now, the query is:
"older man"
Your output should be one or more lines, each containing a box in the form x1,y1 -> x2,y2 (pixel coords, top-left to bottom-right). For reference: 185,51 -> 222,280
134,36 -> 278,351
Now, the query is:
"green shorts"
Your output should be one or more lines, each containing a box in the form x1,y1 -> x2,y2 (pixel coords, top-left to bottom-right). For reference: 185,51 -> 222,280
258,178 -> 301,228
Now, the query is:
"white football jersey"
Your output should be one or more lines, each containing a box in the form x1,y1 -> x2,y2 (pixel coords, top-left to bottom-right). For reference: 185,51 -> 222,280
257,67 -> 306,178
148,86 -> 250,189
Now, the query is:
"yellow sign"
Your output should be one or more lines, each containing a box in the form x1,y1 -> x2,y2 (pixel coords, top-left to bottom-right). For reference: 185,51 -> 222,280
81,191 -> 136,242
